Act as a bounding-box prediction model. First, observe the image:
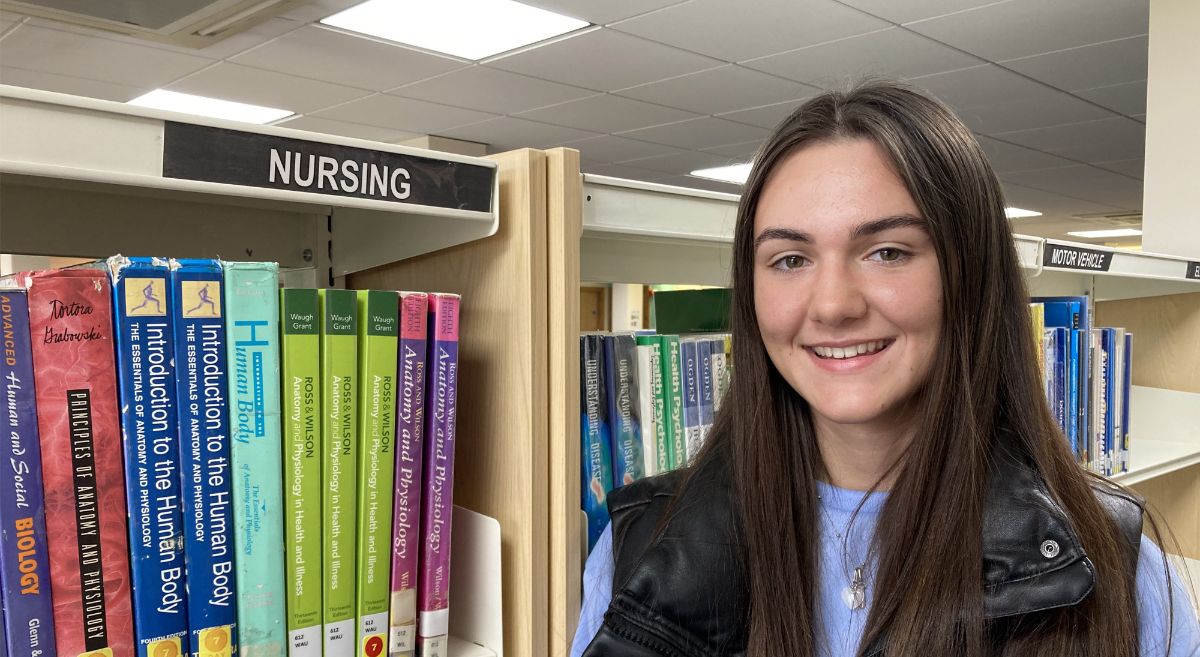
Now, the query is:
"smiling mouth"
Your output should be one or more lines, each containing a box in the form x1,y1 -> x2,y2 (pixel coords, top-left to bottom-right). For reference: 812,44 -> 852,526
807,339 -> 894,360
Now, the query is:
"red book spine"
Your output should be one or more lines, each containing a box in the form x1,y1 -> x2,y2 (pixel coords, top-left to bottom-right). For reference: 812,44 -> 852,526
21,269 -> 133,657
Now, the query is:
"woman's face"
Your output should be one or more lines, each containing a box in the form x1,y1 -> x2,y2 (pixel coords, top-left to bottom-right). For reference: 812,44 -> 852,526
753,138 -> 942,433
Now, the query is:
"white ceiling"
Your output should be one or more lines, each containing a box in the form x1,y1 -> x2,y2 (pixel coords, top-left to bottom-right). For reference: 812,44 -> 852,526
0,0 -> 1151,243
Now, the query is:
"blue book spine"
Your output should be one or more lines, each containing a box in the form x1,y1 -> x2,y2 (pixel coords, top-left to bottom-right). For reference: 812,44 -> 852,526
108,256 -> 190,657
1101,328 -> 1117,476
680,339 -> 702,466
697,339 -> 714,441
170,259 -> 238,657
602,334 -> 643,487
0,290 -> 57,657
223,262 -> 287,654
579,335 -> 613,552
1122,333 -> 1133,473
1051,328 -> 1068,448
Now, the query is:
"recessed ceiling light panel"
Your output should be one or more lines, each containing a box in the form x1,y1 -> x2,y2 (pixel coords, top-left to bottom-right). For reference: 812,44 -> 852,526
1004,207 -> 1042,219
128,89 -> 293,124
1066,228 -> 1143,239
321,0 -> 589,61
690,163 -> 752,184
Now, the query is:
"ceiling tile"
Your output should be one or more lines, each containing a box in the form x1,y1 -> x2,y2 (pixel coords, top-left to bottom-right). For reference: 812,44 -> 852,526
515,94 -> 698,134
905,0 -> 1148,62
975,135 -> 1079,173
0,66 -> 146,102
615,65 -> 816,116
275,0 -> 363,24
518,0 -> 689,25
23,15 -> 306,61
232,26 -> 466,92
1092,158 -> 1144,179
912,64 -> 1055,110
1001,181 -> 1125,218
437,116 -> 599,151
0,24 -> 212,88
717,97 -> 813,129
275,115 -> 422,143
954,90 -> 1115,134
561,135 -> 687,163
743,27 -> 981,86
654,174 -> 744,193
487,27 -> 720,91
701,140 -> 763,159
1073,79 -> 1146,116
580,161 -> 678,182
611,0 -> 889,62
1000,35 -> 1147,91
395,66 -> 594,115
168,62 -> 369,114
617,150 -> 740,175
994,117 -> 1145,163
836,0 -> 1009,24
313,93 -> 497,133
1000,165 -> 1143,209
617,116 -> 769,150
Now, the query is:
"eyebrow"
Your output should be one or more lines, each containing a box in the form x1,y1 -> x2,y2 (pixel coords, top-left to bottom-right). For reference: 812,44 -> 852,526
753,214 -> 927,250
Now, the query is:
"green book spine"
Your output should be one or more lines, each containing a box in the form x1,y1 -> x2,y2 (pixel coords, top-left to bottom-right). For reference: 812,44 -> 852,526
355,290 -> 399,657
660,335 -> 685,470
319,289 -> 359,657
223,261 -> 287,656
281,289 -> 322,657
637,335 -> 668,474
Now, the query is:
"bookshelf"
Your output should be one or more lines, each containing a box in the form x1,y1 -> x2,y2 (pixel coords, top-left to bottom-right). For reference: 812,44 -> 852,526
554,169 -> 1200,653
0,86 -> 505,656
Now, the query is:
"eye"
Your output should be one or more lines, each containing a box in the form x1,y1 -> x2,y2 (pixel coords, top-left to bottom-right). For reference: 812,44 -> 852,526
869,247 -> 910,264
770,254 -> 808,271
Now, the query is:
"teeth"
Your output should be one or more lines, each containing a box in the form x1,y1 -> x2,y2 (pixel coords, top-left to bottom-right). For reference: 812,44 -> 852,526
812,340 -> 888,359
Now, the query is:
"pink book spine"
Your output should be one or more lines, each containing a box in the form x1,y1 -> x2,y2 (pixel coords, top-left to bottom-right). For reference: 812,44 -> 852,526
22,269 -> 134,657
388,292 -> 427,656
415,294 -> 459,657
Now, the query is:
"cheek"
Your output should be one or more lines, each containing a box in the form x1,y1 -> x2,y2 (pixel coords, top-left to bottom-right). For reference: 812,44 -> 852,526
753,274 -> 800,348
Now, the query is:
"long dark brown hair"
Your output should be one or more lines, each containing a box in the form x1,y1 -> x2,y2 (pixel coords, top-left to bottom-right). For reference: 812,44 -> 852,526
700,80 -> 1154,656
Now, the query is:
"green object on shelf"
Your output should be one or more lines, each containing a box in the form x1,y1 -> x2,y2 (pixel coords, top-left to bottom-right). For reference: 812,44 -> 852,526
653,288 -> 731,334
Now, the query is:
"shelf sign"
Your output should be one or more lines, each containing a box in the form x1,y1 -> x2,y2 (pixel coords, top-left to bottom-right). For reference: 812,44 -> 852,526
162,122 -> 494,212
1042,243 -> 1112,272
1187,262 -> 1200,280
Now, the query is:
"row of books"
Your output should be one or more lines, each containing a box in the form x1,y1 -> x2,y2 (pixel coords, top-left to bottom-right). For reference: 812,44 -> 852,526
0,257 -> 461,657
579,332 -> 731,551
1030,295 -> 1132,476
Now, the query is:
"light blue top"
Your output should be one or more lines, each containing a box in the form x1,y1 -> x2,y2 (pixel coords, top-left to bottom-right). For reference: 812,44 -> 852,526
570,482 -> 1200,657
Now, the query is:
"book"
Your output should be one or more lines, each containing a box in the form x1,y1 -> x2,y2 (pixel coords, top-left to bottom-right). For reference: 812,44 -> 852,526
579,334 -> 614,552
170,259 -> 238,657
17,268 -> 134,657
109,256 -> 190,657
223,262 -> 287,656
658,335 -> 684,472
633,336 -> 660,477
318,289 -> 359,657
602,334 -> 643,486
0,289 -> 57,657
680,338 -> 702,467
355,290 -> 399,656
1097,328 -> 1117,476
389,292 -> 428,657
697,338 -> 715,448
1034,298 -> 1090,467
416,294 -> 460,657
709,337 -> 728,414
1121,333 -> 1133,474
280,288 -> 321,657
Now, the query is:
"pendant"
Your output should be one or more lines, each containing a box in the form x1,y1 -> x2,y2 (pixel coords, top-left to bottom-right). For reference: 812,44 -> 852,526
841,567 -> 866,610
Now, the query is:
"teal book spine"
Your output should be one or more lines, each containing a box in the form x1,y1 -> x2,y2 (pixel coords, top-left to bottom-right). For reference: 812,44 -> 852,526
223,262 -> 287,657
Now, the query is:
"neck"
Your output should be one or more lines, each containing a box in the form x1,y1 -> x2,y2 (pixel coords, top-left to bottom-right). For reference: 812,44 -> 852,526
813,413 -> 915,492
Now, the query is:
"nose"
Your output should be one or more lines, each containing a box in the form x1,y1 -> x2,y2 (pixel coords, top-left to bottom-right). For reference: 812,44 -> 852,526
807,260 -> 868,326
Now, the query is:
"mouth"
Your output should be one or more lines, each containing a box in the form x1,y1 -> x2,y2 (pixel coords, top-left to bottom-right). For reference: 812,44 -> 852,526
805,338 -> 895,360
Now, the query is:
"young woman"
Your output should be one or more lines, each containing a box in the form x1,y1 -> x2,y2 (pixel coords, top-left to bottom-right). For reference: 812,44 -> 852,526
571,81 -> 1200,657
